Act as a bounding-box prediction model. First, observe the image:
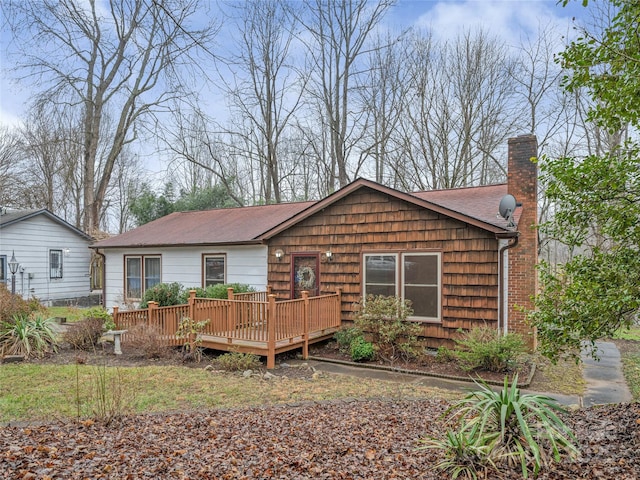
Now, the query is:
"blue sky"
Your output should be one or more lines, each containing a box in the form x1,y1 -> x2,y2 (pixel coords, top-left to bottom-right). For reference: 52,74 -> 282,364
0,0 -> 587,128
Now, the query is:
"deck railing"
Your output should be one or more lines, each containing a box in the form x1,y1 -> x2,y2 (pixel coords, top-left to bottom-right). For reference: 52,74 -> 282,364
112,287 -> 342,368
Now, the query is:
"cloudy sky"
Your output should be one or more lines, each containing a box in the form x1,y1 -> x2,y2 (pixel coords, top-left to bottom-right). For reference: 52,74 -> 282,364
0,0 -> 586,128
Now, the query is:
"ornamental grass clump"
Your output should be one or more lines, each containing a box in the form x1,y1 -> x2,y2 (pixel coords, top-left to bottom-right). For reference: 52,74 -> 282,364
420,374 -> 578,479
0,314 -> 58,358
454,326 -> 526,372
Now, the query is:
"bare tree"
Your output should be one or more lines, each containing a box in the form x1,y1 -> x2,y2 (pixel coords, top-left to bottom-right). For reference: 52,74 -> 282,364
358,31 -> 408,186
217,0 -> 305,204
4,0 -> 217,233
298,0 -> 395,190
0,127 -> 21,208
397,29 -> 517,190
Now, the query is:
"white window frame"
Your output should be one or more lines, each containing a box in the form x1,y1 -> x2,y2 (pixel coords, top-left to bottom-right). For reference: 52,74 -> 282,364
124,255 -> 161,301
363,251 -> 442,322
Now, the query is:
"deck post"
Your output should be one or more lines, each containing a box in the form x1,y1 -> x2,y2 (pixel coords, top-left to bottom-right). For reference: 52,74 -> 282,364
188,290 -> 196,321
302,291 -> 309,360
336,288 -> 343,327
267,294 -> 277,369
227,287 -> 234,300
148,301 -> 158,327
112,306 -> 119,328
266,285 -> 272,296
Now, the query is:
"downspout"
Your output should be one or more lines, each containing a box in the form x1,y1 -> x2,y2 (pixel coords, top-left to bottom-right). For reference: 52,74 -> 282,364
497,233 -> 519,336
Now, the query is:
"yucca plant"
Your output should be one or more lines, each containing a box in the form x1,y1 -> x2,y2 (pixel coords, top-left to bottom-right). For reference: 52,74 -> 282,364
421,374 -> 578,478
455,374 -> 578,477
419,423 -> 500,479
0,314 -> 59,358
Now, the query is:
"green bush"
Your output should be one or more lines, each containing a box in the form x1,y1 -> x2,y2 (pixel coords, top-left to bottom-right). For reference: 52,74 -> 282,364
180,283 -> 256,302
435,345 -> 456,363
0,314 -> 58,358
354,295 -> 422,363
420,375 -> 578,478
214,352 -> 262,372
139,282 -> 185,308
454,327 -> 526,372
350,336 -> 376,362
334,327 -> 363,354
82,306 -> 115,331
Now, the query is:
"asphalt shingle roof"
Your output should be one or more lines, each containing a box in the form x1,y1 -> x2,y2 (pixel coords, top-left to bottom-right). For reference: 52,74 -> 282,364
92,180 -> 520,249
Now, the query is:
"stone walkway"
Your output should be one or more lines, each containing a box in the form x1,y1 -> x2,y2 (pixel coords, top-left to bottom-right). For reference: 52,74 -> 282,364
580,340 -> 632,406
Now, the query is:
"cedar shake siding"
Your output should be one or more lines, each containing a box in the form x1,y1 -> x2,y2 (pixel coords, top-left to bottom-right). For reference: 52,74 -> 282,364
267,188 -> 499,348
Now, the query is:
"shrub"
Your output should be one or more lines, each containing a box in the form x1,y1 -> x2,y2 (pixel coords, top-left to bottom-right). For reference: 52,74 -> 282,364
214,352 -> 262,372
0,314 -> 58,358
0,284 -> 40,324
435,345 -> 456,363
63,317 -> 105,350
354,295 -> 422,363
350,336 -> 376,362
176,316 -> 210,362
125,324 -> 171,359
334,327 -> 363,354
139,282 -> 184,308
180,283 -> 256,302
82,306 -> 115,331
454,326 -> 526,372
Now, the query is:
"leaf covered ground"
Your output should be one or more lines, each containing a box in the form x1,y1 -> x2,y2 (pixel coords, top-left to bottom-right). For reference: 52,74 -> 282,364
2,399 -> 639,479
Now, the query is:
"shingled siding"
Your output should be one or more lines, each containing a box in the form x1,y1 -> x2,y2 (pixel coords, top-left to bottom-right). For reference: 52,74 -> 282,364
267,187 -> 499,347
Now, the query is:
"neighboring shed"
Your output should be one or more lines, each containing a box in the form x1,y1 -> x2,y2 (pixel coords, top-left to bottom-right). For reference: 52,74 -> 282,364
0,209 -> 97,306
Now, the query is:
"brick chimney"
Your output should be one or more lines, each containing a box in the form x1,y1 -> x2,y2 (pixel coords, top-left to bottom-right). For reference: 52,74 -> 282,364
507,134 -> 538,348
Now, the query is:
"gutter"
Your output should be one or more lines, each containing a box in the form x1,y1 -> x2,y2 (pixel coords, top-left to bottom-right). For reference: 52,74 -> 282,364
496,233 -> 519,336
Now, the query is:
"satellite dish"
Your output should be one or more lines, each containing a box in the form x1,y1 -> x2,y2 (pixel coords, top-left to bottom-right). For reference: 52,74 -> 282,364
498,194 -> 517,227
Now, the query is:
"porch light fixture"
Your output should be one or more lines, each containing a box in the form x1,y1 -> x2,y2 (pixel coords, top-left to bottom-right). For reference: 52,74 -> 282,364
325,250 -> 333,261
8,251 -> 19,295
274,249 -> 284,261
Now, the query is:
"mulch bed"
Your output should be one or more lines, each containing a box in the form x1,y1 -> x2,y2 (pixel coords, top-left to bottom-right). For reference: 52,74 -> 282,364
2,399 -> 639,479
308,340 -> 534,385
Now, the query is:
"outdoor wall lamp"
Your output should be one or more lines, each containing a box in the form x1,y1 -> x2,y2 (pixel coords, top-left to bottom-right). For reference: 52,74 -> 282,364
8,251 -> 19,295
326,250 -> 333,262
274,249 -> 284,261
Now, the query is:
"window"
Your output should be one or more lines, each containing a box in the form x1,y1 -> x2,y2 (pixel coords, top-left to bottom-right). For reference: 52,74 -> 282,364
0,255 -> 5,283
363,252 -> 441,321
125,255 -> 161,300
203,255 -> 225,286
50,249 -> 63,279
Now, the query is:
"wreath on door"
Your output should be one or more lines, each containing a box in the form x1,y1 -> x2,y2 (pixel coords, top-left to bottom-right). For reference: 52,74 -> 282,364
296,266 -> 316,290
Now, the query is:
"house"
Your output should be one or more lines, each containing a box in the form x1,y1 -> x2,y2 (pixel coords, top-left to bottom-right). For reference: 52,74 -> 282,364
0,209 -> 98,306
92,134 -> 538,348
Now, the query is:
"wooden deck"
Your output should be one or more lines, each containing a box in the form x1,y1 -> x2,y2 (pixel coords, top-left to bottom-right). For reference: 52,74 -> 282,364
112,288 -> 342,368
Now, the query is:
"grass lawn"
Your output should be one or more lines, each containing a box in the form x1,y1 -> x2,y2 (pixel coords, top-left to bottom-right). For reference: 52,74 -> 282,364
46,306 -> 93,323
0,363 -> 461,423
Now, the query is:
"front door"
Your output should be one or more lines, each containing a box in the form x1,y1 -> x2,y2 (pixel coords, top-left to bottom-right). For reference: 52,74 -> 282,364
291,253 -> 320,298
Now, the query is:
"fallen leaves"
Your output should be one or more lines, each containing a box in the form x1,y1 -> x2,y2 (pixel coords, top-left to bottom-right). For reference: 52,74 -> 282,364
1,400 -> 639,479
